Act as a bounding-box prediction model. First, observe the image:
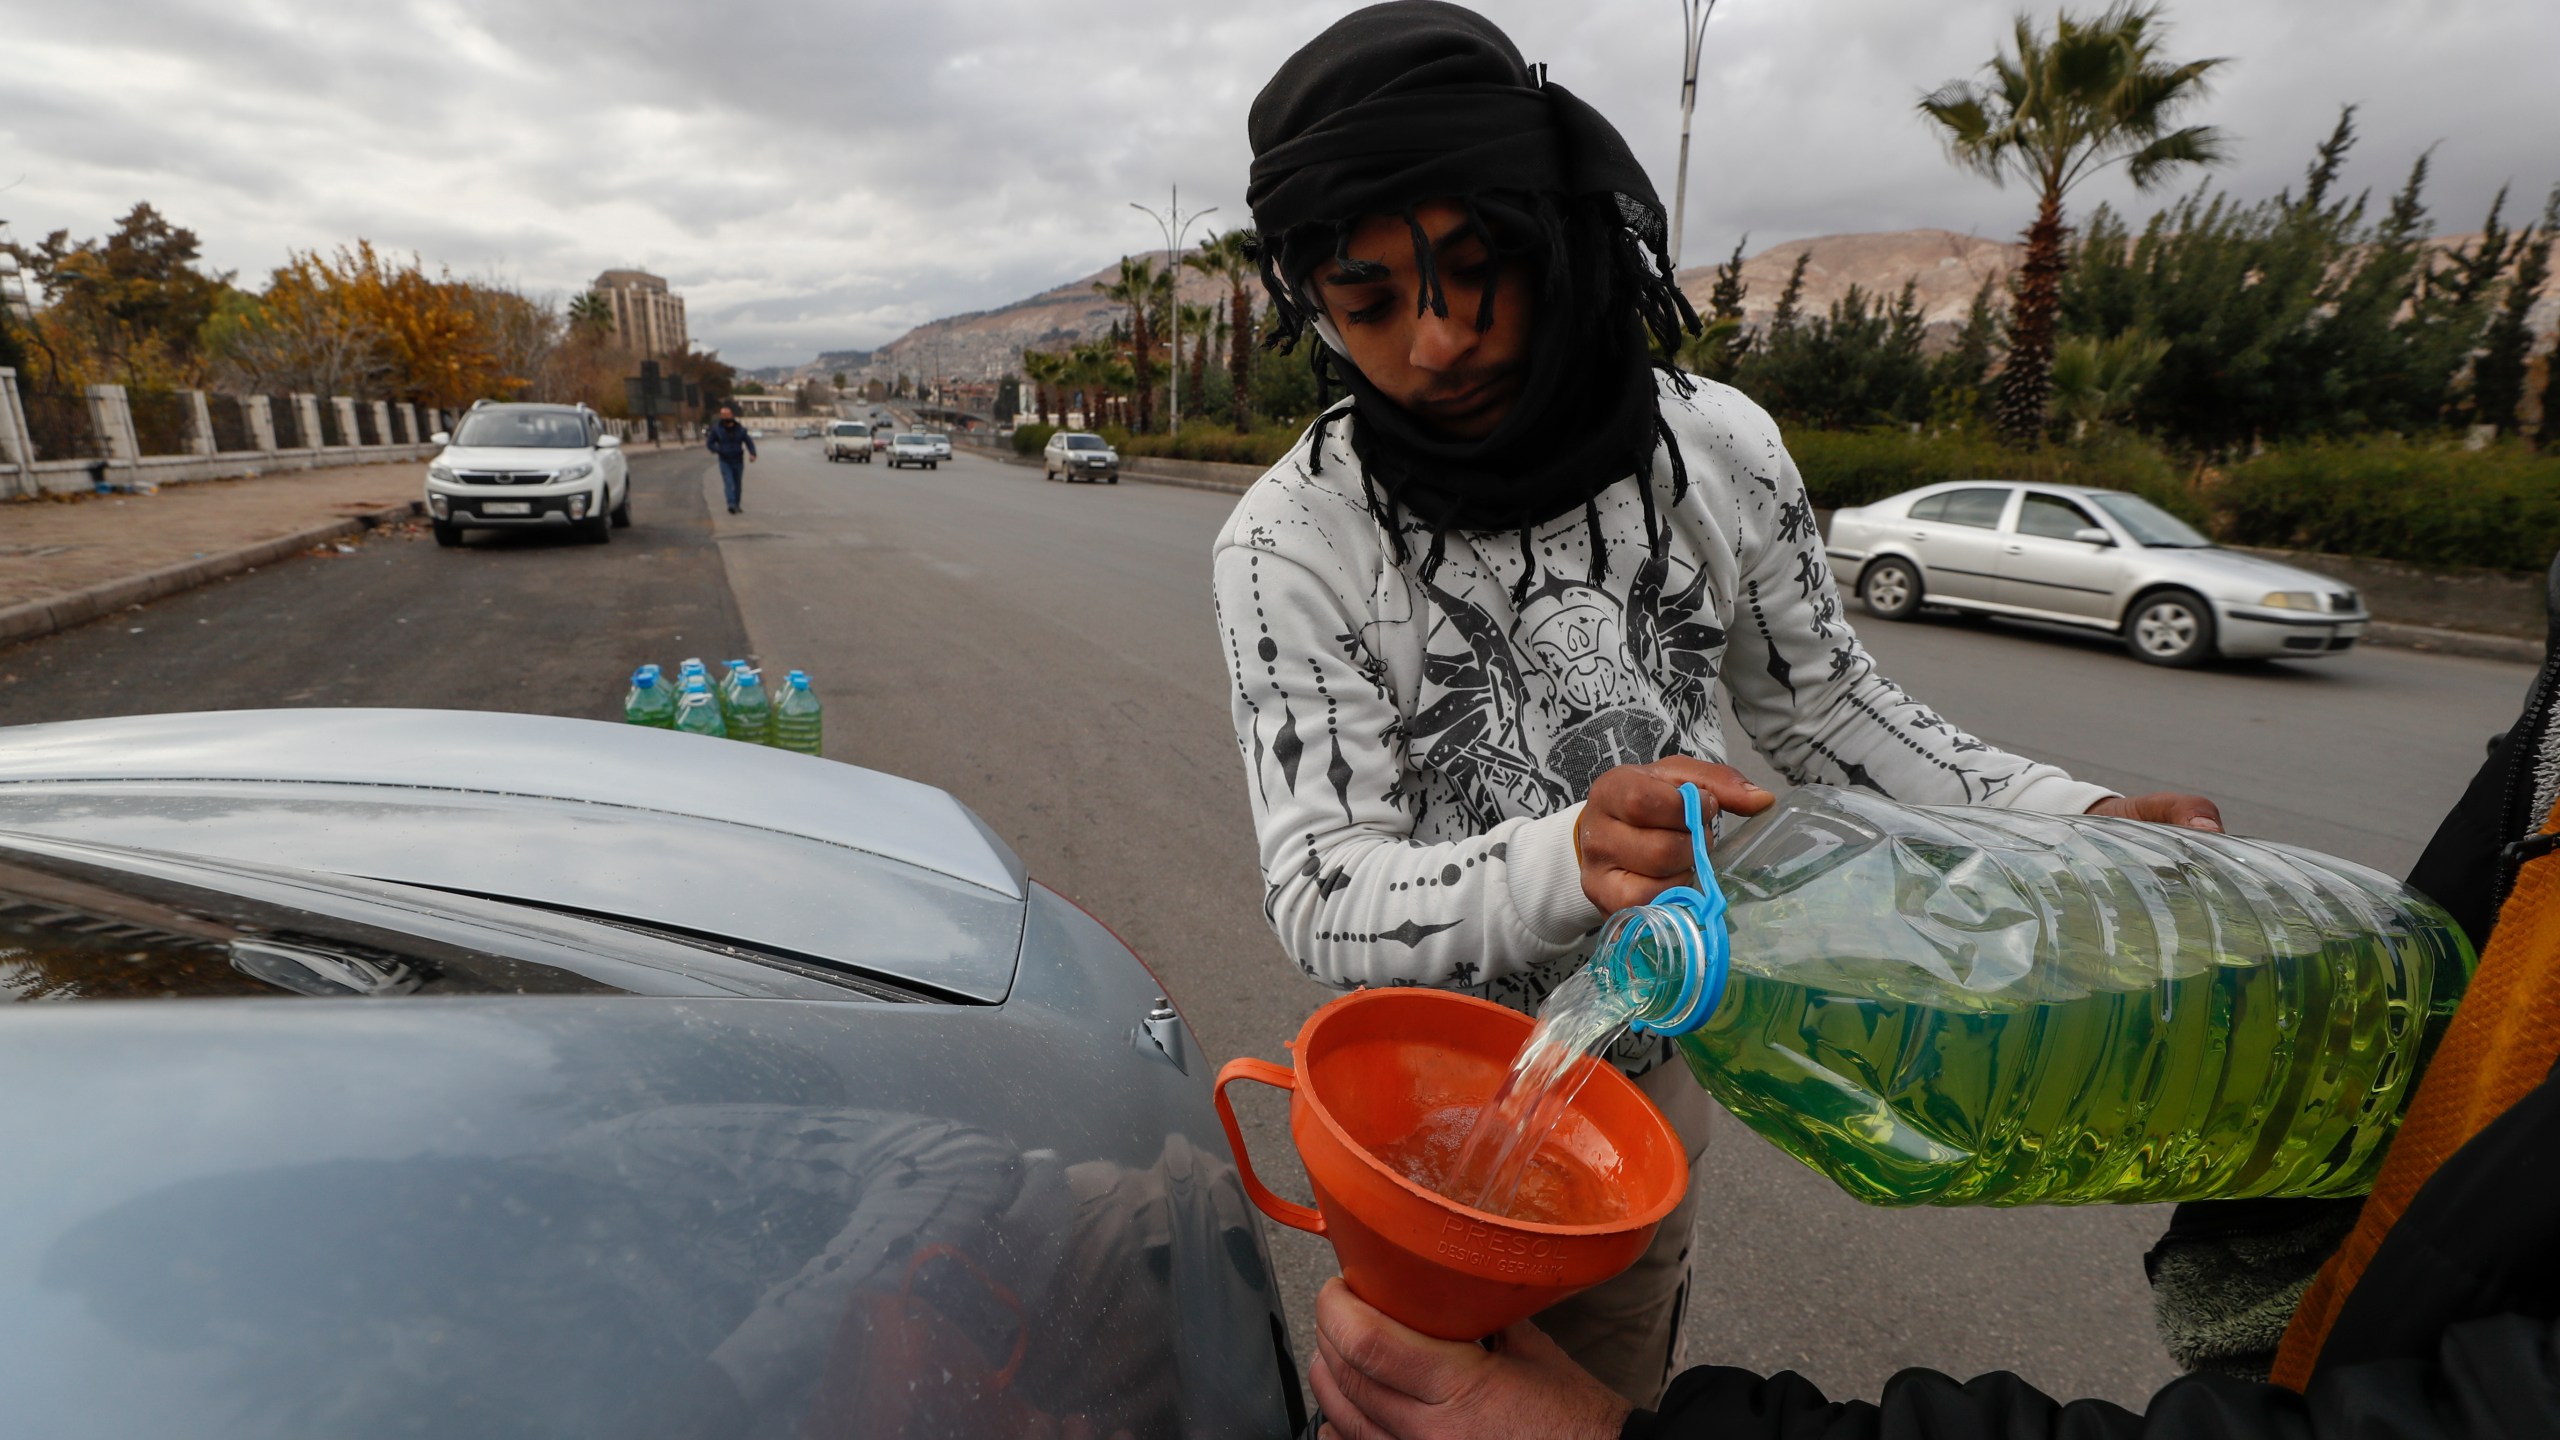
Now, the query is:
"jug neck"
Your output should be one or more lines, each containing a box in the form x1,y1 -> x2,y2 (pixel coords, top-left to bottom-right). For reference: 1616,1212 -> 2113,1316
1590,782 -> 1732,1039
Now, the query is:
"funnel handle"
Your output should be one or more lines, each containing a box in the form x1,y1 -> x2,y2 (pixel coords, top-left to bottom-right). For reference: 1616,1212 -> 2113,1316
1212,1058 -> 1327,1237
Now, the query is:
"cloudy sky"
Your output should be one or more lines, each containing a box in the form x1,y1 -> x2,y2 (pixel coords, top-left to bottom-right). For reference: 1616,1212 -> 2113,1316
6,0 -> 2554,367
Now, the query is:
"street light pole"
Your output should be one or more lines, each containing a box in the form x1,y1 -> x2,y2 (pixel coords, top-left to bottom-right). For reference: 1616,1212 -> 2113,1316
1670,0 -> 1719,269
1129,185 -> 1217,436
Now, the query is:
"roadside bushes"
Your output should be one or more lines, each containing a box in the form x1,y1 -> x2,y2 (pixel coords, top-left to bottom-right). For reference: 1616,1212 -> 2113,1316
1786,427 -> 2199,522
1112,422 -> 1306,468
2215,439 -> 2560,572
1011,423 -> 1056,457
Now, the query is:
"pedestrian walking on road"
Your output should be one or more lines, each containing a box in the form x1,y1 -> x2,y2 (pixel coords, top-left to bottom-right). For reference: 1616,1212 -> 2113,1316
1213,1 -> 2221,1407
707,405 -> 757,514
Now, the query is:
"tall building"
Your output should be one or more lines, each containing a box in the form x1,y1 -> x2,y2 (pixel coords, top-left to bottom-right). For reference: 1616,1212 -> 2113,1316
592,269 -> 688,358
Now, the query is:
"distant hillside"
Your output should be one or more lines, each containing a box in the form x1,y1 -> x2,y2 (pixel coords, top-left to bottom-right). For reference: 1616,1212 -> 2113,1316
1675,228 -> 2019,340
774,225 -> 2555,382
861,255 -> 1228,381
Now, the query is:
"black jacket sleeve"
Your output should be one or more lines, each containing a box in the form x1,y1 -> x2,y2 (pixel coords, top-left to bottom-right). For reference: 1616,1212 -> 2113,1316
1623,1314 -> 2560,1440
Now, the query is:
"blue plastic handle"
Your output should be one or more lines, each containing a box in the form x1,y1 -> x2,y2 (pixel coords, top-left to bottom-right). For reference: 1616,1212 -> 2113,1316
1627,782 -> 1733,1038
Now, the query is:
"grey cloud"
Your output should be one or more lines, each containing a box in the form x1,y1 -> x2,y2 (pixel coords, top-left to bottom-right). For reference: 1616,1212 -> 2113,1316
5,0 -> 2552,367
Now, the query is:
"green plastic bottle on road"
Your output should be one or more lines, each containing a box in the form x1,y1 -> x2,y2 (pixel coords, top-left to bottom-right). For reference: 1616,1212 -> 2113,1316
1593,785 -> 2475,1207
726,667 -> 774,746
622,665 -> 675,728
672,675 -> 726,738
773,670 -> 822,755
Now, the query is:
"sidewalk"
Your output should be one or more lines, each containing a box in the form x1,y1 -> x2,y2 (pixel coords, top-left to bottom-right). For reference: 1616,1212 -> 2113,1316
0,461 -> 427,645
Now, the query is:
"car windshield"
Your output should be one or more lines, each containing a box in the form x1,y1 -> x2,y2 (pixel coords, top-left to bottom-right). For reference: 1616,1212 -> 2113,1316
833,424 -> 864,435
0,850 -> 620,1003
452,410 -> 588,448
2088,492 -> 2212,548
897,434 -> 925,444
1065,435 -> 1106,451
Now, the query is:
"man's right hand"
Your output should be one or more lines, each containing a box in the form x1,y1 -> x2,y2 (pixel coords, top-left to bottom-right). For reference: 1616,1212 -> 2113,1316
1576,758 -> 1773,914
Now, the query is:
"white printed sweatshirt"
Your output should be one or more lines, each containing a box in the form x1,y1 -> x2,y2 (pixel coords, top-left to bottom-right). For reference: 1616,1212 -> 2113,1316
1211,375 -> 2115,1072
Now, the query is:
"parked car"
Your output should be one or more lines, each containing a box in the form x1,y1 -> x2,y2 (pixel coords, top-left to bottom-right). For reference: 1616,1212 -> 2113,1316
0,709 -> 1302,1440
926,432 -> 953,461
887,433 -> 939,470
1825,481 -> 2370,666
823,420 -> 873,463
870,426 -> 893,457
424,401 -> 630,547
1043,431 -> 1121,484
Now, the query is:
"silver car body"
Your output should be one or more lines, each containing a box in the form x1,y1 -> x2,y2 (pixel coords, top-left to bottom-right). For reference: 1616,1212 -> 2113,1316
888,433 -> 939,468
1825,481 -> 2371,660
0,710 -> 1298,1439
928,432 -> 953,460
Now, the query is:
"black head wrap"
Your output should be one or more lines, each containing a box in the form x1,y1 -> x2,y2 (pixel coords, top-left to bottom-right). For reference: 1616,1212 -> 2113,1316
1247,0 -> 1698,591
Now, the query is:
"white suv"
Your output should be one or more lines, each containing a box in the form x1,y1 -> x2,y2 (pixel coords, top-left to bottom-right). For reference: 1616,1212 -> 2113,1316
425,403 -> 630,546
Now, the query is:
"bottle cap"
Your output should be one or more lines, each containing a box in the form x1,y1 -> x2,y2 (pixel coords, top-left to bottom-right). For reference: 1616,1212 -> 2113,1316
684,676 -> 710,692
1623,782 -> 1731,1039
787,669 -> 810,687
632,671 -> 656,688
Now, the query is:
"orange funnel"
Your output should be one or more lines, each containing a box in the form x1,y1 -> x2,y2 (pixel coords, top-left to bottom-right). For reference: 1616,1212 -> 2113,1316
1214,988 -> 1688,1342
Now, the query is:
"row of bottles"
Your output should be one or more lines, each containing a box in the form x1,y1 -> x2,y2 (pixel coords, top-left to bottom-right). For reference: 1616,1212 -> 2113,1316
622,658 -> 822,755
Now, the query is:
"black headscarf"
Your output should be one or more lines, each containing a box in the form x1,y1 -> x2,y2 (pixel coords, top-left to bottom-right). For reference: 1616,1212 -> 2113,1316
1246,1 -> 1698,591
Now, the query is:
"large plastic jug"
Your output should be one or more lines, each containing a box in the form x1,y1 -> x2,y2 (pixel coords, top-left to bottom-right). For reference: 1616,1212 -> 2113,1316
672,676 -> 727,738
1598,785 -> 2475,1207
772,670 -> 823,755
622,665 -> 675,728
727,667 -> 774,746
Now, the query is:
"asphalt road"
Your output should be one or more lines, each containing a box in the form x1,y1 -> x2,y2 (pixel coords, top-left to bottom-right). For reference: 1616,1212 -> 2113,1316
0,438 -> 2528,1408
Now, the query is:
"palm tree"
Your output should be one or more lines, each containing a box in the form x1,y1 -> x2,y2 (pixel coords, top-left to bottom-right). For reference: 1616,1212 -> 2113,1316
1067,339 -> 1118,429
1188,229 -> 1259,432
2049,330 -> 2168,438
1021,348 -> 1067,425
1094,257 -> 1170,431
567,289 -> 615,341
1919,3 -> 2226,443
1179,301 -> 1218,425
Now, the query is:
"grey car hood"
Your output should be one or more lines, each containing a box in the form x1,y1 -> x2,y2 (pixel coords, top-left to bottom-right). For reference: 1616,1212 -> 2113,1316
2148,545 -> 2345,597
0,711 -> 1029,1000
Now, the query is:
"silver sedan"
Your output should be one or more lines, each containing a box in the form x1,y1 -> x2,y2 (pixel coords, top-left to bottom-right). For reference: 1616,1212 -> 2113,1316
1824,481 -> 2370,666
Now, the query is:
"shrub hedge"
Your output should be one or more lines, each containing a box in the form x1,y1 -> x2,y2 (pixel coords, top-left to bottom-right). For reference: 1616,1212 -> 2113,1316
1786,427 -> 2202,523
2214,438 -> 2560,573
1111,423 -> 1307,467
1011,423 -> 1056,457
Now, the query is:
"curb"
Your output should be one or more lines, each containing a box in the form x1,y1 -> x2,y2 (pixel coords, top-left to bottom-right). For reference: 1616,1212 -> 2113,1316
2361,620 -> 2539,665
0,500 -> 423,649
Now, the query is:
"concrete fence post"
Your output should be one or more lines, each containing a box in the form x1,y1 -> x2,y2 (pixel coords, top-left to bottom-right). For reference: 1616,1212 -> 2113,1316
369,399 -> 393,448
292,394 -> 322,451
242,395 -> 277,454
85,384 -> 140,466
395,402 -> 418,445
329,396 -> 359,448
0,367 -> 34,498
185,389 -> 218,456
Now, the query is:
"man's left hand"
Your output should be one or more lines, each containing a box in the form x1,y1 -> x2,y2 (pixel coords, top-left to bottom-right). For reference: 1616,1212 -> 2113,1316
2086,792 -> 2224,831
1308,1279 -> 1628,1440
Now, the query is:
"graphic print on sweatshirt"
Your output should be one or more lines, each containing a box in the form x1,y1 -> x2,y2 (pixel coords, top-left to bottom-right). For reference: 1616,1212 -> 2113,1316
1212,375 -> 2114,1076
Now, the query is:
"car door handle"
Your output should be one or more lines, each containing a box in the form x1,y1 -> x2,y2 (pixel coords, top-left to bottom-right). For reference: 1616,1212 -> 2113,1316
2003,544 -> 2023,554
1909,531 -> 1928,541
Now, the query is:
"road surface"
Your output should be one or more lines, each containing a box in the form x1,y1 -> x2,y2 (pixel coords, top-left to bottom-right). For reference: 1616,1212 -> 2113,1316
0,438 -> 2524,1407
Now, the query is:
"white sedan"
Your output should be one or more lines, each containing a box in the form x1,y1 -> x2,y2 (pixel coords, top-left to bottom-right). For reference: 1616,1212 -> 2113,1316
1824,481 -> 2369,666
885,434 -> 939,470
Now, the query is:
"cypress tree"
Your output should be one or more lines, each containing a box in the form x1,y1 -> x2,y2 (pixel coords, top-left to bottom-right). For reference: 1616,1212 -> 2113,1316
2471,186 -> 2557,436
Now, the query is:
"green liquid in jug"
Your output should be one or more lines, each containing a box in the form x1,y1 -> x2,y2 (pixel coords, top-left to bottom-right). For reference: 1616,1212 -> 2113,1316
1678,854 -> 2475,1207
